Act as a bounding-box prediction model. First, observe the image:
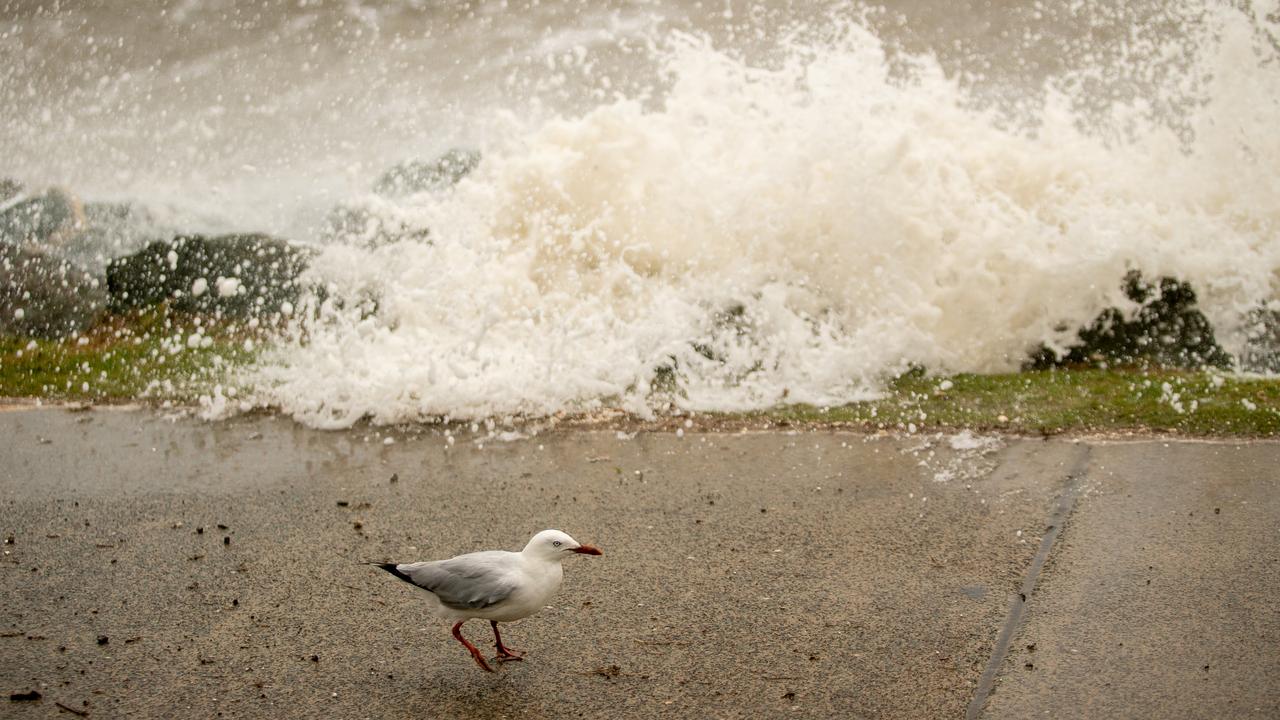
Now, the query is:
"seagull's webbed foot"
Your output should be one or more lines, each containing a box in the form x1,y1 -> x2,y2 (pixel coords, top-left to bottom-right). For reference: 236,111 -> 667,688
491,621 -> 525,662
452,620 -> 496,673
494,647 -> 525,662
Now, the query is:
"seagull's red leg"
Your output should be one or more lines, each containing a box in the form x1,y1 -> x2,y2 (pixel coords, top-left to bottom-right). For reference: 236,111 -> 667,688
452,620 -> 495,672
490,621 -> 525,661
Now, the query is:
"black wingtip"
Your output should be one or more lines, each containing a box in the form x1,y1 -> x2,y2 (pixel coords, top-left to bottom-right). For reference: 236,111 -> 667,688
374,562 -> 415,586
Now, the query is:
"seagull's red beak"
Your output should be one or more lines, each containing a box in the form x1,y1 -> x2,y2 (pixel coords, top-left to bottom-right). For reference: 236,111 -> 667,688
572,544 -> 603,556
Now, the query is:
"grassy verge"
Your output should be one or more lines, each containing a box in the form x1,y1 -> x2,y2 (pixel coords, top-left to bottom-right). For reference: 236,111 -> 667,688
2,321 -> 1278,436
0,309 -> 259,403
762,368 -> 1280,436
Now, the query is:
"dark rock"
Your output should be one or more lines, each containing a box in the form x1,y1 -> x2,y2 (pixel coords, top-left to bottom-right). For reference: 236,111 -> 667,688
106,234 -> 312,318
1,189 -> 171,336
1239,306 -> 1280,373
0,187 -> 84,248
320,148 -> 478,248
321,203 -> 430,247
0,177 -> 21,202
373,148 -> 480,197
9,689 -> 41,701
1028,272 -> 1231,370
0,241 -> 106,337
68,202 -> 169,272
2,187 -> 170,276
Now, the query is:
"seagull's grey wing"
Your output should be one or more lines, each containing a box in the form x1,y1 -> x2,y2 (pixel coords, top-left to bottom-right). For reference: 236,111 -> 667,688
395,552 -> 520,611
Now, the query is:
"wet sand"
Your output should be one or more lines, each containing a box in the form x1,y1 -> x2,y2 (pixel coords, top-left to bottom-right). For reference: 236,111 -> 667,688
2,408 -> 1277,718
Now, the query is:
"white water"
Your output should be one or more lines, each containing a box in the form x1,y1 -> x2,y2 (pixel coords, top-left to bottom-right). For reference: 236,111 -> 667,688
241,4 -> 1277,427
5,2 -> 1278,427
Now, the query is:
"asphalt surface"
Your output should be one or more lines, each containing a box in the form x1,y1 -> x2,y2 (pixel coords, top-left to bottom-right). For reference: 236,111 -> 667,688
1,408 -> 1277,719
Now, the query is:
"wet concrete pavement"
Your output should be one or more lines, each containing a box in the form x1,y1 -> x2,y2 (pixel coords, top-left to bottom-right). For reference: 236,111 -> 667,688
1,408 -> 1277,718
983,441 -> 1280,719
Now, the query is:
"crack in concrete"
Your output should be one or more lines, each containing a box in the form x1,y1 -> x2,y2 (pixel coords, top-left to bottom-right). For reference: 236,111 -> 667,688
967,445 -> 1092,720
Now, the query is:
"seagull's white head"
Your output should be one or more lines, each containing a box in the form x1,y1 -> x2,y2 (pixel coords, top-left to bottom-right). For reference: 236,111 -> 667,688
523,529 -> 603,562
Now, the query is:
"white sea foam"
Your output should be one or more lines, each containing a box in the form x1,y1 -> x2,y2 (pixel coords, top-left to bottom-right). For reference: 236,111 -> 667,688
248,6 -> 1278,428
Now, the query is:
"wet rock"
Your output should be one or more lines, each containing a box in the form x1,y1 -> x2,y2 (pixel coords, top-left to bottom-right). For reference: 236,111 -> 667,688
321,148 -> 480,248
321,202 -> 430,247
0,177 -> 21,202
0,187 -> 84,249
106,233 -> 312,317
0,189 -> 169,336
0,241 -> 106,337
67,202 -> 169,273
1028,272 -> 1231,370
373,148 -> 480,197
1238,306 -> 1280,373
2,186 -> 171,275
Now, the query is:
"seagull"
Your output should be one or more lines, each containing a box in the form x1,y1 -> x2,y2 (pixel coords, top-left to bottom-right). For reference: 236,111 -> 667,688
374,529 -> 603,672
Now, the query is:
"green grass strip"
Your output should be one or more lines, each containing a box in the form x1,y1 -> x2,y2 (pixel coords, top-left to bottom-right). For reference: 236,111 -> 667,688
0,310 -> 257,402
766,368 -> 1280,436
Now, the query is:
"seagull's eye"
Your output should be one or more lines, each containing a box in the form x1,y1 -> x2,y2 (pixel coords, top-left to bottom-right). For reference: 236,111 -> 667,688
552,541 -> 562,547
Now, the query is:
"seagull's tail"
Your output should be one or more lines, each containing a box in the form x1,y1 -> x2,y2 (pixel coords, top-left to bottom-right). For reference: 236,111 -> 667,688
369,561 -> 416,586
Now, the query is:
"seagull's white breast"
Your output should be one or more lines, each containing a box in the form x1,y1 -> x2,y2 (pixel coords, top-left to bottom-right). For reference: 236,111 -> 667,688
480,556 -> 563,622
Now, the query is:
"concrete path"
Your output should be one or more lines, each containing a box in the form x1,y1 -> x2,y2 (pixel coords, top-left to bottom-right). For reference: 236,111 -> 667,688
1,408 -> 1276,718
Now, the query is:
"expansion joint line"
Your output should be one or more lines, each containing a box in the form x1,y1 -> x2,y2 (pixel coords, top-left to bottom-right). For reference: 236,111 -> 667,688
966,445 -> 1092,720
